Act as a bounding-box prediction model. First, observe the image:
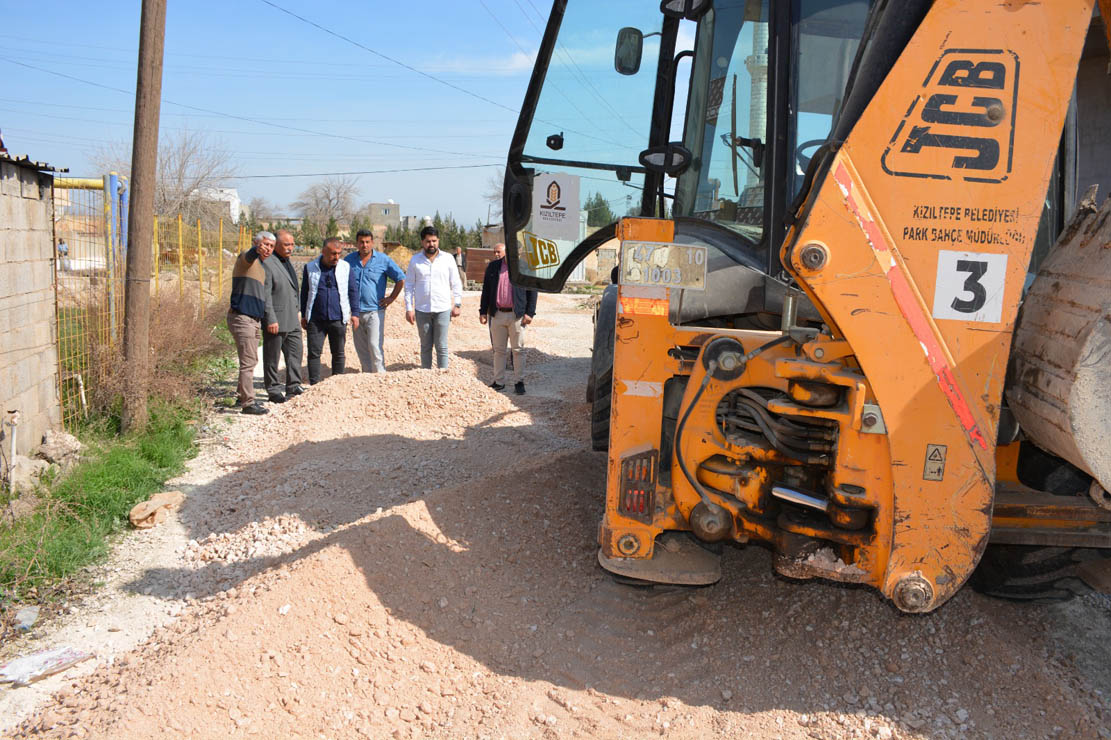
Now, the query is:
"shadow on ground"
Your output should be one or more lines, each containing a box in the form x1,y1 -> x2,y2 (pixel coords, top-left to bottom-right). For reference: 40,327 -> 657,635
125,413 -> 1091,736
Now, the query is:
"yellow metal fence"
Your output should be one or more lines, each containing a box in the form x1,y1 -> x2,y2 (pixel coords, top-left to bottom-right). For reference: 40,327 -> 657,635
54,176 -> 250,427
153,214 -> 249,309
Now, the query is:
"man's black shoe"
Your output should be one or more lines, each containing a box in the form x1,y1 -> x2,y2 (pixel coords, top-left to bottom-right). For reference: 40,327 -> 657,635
514,382 -> 526,395
268,393 -> 287,404
241,403 -> 269,415
286,386 -> 304,397
490,382 -> 505,391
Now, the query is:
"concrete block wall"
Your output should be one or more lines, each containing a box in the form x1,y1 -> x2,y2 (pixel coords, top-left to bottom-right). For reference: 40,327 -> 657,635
0,159 -> 60,456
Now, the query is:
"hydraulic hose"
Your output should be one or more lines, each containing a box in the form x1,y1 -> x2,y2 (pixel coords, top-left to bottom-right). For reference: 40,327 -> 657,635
675,334 -> 798,509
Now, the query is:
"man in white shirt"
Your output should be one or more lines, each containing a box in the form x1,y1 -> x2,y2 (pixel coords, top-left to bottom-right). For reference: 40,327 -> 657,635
404,226 -> 463,369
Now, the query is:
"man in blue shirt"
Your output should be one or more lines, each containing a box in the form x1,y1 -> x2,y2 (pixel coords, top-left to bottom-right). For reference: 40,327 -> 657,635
344,230 -> 405,373
299,237 -> 360,385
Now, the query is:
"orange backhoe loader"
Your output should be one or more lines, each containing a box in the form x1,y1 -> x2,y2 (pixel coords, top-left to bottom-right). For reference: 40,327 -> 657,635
501,0 -> 1111,612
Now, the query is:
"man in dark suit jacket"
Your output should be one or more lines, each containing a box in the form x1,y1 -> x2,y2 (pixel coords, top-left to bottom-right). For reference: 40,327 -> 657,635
262,229 -> 304,402
479,243 -> 537,394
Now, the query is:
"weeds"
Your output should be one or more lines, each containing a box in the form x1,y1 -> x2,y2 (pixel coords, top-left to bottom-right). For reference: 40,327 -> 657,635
2,290 -> 231,625
60,290 -> 231,422
0,402 -> 197,608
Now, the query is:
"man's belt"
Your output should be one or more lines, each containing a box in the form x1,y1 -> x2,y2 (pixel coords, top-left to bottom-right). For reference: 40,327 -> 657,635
497,307 -> 515,312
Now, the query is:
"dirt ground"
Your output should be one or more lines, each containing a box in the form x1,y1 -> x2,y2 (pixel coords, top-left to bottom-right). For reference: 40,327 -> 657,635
3,291 -> 1110,739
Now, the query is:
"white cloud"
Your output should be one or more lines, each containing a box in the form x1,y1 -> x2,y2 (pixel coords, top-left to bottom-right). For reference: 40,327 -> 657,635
421,49 -> 537,77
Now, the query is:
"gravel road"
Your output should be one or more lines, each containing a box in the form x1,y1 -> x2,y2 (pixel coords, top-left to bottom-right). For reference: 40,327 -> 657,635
3,292 -> 1110,739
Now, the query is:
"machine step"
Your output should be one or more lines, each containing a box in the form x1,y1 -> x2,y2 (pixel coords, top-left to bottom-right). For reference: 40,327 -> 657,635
598,532 -> 721,586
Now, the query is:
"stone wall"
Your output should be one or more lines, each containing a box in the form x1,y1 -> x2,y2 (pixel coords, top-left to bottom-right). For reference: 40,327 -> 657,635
0,158 -> 60,455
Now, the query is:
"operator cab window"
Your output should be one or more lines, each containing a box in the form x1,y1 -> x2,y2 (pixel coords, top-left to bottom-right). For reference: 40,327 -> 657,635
676,1 -> 770,244
788,0 -> 871,201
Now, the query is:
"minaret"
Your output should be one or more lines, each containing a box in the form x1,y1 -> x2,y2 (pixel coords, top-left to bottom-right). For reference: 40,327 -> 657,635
740,22 -> 768,208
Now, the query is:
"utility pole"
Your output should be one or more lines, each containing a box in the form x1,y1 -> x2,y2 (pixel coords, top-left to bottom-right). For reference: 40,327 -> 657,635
121,0 -> 167,433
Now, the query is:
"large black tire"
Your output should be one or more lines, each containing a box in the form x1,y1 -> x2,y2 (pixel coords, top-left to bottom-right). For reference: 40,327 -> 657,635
970,545 -> 1111,603
589,285 -> 619,451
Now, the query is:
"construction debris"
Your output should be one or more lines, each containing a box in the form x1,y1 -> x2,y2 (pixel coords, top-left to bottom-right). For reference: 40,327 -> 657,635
128,490 -> 185,529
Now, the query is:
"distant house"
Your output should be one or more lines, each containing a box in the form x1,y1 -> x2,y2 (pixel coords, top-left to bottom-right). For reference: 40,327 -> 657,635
366,201 -> 401,231
192,187 -> 242,223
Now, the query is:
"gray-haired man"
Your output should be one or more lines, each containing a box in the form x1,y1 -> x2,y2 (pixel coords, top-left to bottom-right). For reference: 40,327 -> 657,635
228,231 -> 275,414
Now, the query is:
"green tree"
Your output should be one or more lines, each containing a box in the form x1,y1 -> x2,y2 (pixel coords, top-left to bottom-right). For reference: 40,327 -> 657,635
346,213 -> 371,243
585,191 -> 617,227
298,218 -> 323,249
326,216 -> 340,238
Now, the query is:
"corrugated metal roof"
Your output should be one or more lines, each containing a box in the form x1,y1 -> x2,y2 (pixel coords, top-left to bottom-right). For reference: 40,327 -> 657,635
0,152 -> 67,173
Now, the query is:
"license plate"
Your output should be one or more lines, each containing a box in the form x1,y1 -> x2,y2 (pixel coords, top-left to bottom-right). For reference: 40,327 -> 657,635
620,241 -> 707,290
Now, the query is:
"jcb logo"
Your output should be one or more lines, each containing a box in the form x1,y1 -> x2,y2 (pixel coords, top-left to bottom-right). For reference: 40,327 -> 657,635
882,49 -> 1017,183
522,231 -> 560,269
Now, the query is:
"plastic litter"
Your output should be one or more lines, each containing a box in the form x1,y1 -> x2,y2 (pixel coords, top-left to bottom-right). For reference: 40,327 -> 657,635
14,606 -> 39,632
0,647 -> 92,687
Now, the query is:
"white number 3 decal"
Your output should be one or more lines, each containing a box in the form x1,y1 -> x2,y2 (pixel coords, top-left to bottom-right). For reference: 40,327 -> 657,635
932,250 -> 1008,323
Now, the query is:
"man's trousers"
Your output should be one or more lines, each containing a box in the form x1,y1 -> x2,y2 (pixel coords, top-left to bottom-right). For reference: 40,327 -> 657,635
226,309 -> 260,407
306,319 -> 347,384
489,310 -> 526,384
352,310 -> 386,373
414,310 -> 451,369
262,328 -> 304,395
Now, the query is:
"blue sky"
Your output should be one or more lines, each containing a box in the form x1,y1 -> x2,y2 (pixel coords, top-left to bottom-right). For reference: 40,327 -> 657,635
0,0 -> 559,225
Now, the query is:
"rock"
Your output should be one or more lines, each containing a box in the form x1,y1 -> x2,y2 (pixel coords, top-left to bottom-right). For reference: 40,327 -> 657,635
334,613 -> 349,625
721,689 -> 733,700
7,490 -> 39,520
9,454 -> 50,494
36,430 -> 84,467
129,491 -> 185,529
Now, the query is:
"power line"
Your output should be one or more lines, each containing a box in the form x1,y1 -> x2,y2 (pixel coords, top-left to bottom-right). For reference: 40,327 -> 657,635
228,163 -> 502,179
0,56 -> 502,159
257,0 -> 520,114
0,107 -> 509,144
509,0 -> 643,139
474,0 -> 602,139
257,0 -> 624,151
0,96 -> 510,124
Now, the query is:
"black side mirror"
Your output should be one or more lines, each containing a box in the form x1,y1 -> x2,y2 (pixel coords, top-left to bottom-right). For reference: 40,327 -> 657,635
660,0 -> 712,20
639,143 -> 694,177
615,27 -> 644,76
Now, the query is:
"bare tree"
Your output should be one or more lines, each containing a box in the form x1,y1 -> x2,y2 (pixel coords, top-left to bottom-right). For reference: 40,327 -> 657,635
246,196 -> 277,223
93,130 -> 238,226
290,176 -> 359,226
484,168 -> 503,223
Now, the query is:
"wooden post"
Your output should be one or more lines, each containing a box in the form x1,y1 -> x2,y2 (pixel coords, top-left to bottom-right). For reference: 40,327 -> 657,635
121,0 -> 167,432
153,215 -> 159,294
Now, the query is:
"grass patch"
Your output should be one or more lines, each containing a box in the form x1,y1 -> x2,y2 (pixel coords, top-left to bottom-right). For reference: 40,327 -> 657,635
0,402 -> 198,606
